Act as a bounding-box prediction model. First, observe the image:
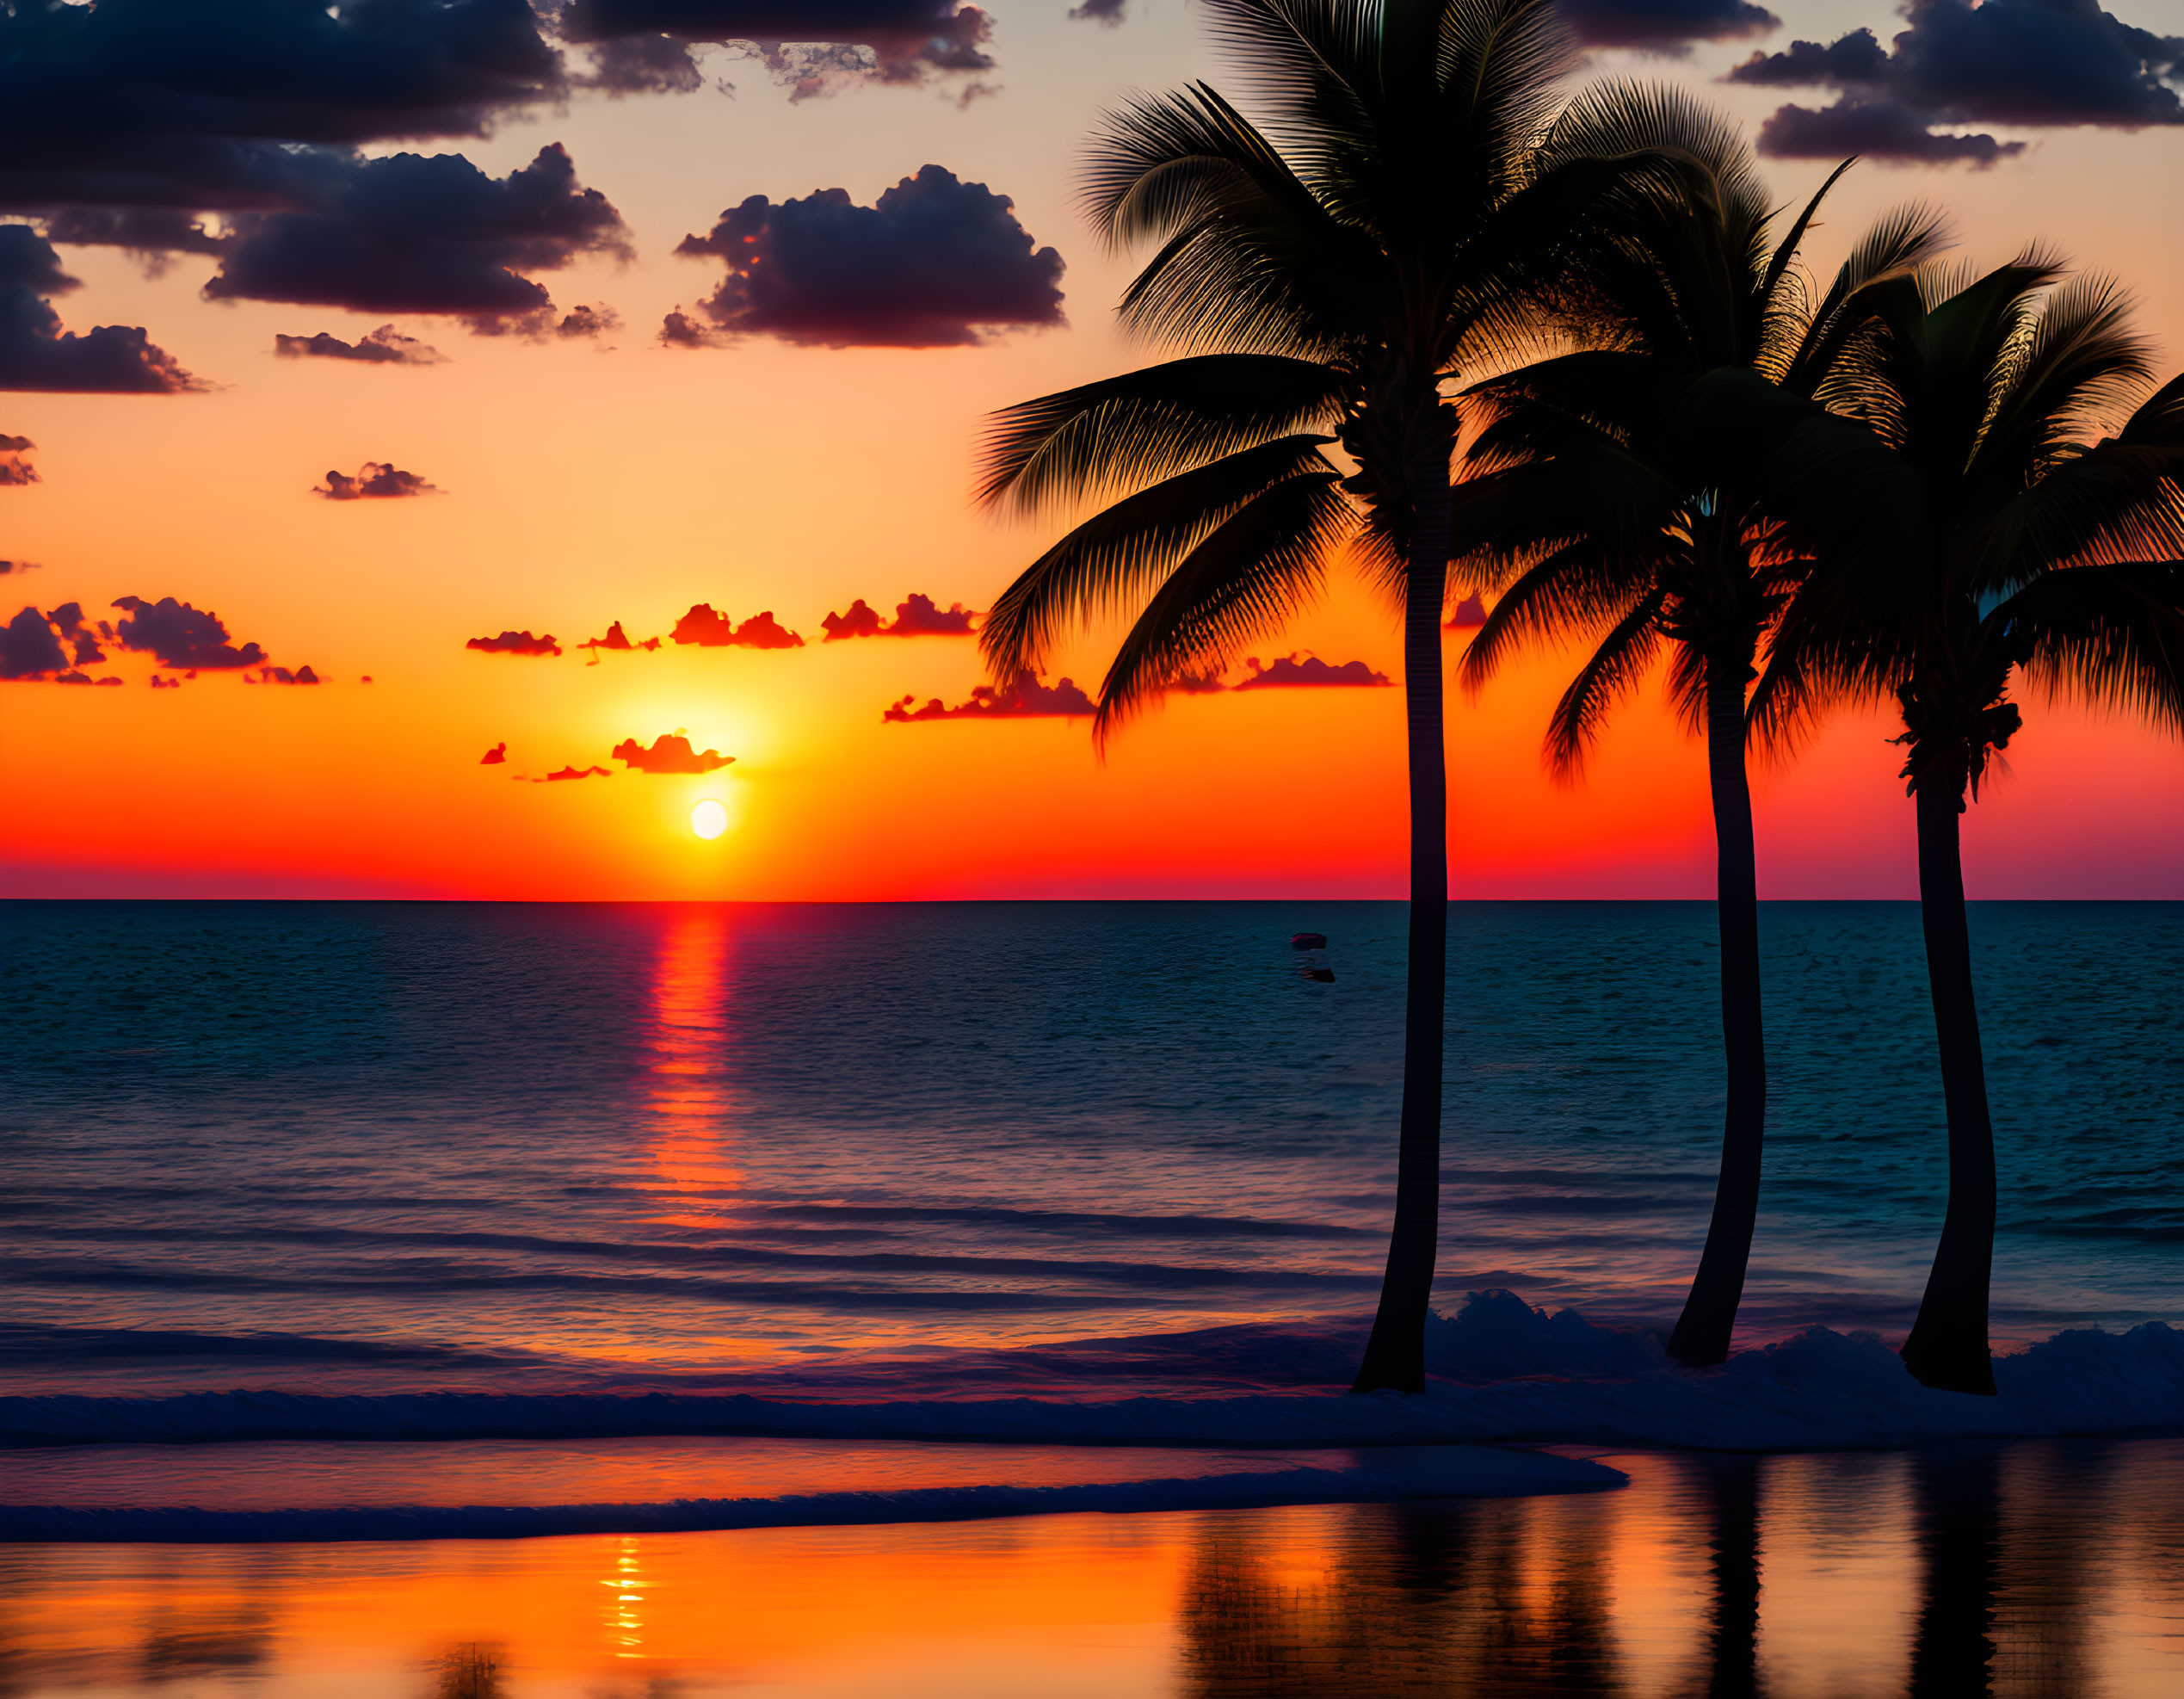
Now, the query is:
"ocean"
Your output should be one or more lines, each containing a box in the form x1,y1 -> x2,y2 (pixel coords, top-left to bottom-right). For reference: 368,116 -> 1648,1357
3,899 -> 2177,1412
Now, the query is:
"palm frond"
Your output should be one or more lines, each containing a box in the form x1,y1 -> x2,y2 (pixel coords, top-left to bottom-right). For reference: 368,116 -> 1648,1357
976,355 -> 1353,514
1093,471 -> 1354,738
1544,584 -> 1669,776
981,436 -> 1340,677
1999,562 -> 2184,735
1458,536 -> 1660,686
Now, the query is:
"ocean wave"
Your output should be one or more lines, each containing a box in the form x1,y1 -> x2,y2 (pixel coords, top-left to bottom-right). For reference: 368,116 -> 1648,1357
3,1293 -> 2178,1453
0,1449 -> 1618,1543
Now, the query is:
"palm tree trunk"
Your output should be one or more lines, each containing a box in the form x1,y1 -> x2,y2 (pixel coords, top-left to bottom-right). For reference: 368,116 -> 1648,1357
1352,466 -> 1452,1396
1901,778 -> 1998,1395
1667,654 -> 1768,1367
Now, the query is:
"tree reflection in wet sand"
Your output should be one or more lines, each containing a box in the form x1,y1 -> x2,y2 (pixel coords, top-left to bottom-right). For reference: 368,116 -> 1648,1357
1179,1443 -> 2183,1697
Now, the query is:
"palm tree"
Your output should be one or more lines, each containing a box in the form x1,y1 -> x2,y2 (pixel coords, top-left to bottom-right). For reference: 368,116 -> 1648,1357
973,0 -> 1643,1393
1759,258 -> 2184,1393
1453,101 -> 1946,1365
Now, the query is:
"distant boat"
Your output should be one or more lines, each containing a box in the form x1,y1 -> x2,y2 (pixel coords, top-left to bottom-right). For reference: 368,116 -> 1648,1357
1291,932 -> 1328,949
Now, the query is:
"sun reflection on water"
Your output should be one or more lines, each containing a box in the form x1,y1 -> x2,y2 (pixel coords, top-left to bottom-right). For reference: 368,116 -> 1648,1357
641,911 -> 743,1230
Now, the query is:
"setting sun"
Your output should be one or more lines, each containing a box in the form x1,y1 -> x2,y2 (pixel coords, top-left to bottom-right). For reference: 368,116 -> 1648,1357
690,800 -> 729,841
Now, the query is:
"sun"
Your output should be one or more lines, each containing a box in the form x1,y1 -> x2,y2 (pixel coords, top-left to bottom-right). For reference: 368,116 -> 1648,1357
690,799 -> 729,840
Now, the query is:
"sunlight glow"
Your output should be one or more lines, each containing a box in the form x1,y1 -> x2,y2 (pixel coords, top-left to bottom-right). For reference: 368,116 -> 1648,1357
691,799 -> 729,840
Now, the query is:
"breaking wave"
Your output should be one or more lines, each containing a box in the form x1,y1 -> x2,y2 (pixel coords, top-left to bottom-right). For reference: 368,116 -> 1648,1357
3,1293 -> 2179,1455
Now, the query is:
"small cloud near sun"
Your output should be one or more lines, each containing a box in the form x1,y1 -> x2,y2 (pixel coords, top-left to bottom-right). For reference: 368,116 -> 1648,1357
822,592 -> 978,640
670,603 -> 805,650
613,733 -> 735,775
538,764 -> 611,782
467,630 -> 561,657
580,620 -> 660,660
1233,653 -> 1391,689
314,462 -> 441,500
1447,593 -> 1487,630
481,742 -> 507,765
247,664 -> 321,684
884,669 -> 1095,722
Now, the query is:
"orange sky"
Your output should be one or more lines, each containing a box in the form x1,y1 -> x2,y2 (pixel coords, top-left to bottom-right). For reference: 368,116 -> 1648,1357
3,2 -> 2181,900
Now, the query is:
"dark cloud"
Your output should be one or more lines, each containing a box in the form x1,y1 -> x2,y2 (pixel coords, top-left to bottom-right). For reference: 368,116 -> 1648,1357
612,732 -> 736,773
250,664 -> 320,684
1755,98 -> 2023,164
1233,653 -> 1392,689
481,741 -> 507,764
41,207 -> 225,275
669,603 -> 805,648
674,164 -> 1064,348
883,669 -> 1095,720
150,672 -> 182,689
48,602 -> 105,666
1555,0 -> 1779,49
1,603 -> 65,678
558,3 -> 997,98
0,559 -> 40,574
54,667 -> 122,686
275,324 -> 447,365
112,595 -> 267,670
0,226 -> 198,393
0,0 -> 567,221
0,430 -> 34,485
580,619 -> 661,656
555,303 -> 620,338
1070,0 -> 1128,24
203,145 -> 627,329
821,591 -> 977,639
315,462 -> 441,500
1447,592 -> 1487,630
1730,0 -> 2184,163
542,763 -> 612,781
467,629 -> 561,657
575,32 -> 709,96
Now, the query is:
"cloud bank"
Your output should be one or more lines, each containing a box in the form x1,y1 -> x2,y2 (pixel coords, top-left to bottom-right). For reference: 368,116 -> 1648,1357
1729,0 -> 2184,164
613,732 -> 736,773
467,629 -> 562,657
1233,653 -> 1391,689
884,669 -> 1095,720
822,591 -> 977,639
670,603 -> 805,648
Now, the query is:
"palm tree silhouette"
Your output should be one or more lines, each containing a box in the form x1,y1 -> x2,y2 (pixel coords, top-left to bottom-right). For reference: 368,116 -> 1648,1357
1454,102 -> 1944,1364
975,0 -> 1649,1393
1761,258 -> 2184,1393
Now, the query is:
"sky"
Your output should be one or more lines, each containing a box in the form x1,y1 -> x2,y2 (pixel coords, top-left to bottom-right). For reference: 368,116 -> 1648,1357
1,0 -> 2180,902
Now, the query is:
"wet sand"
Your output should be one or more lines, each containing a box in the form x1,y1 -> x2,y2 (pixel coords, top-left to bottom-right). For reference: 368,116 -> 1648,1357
5,1436 -> 2181,1696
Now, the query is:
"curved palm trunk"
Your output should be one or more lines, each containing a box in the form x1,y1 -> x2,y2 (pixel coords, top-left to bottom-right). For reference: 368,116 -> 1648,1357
1901,779 -> 1998,1395
1667,656 -> 1768,1367
1352,470 -> 1452,1396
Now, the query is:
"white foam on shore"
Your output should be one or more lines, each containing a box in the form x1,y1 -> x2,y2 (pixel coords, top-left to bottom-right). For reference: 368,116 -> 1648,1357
0,1447 -> 1619,1543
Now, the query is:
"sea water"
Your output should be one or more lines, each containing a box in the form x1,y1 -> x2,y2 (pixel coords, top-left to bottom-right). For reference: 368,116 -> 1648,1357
4,899 -> 2176,1406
